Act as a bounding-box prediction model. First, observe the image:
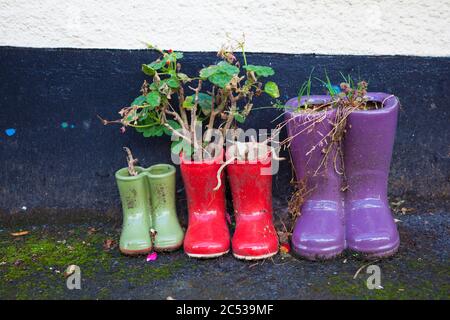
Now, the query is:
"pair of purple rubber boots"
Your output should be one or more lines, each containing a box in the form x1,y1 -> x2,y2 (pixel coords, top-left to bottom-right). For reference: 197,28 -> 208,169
286,93 -> 400,260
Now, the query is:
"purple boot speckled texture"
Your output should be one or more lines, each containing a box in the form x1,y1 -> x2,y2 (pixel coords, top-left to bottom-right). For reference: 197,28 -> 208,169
344,93 -> 400,258
285,96 -> 346,260
285,93 -> 400,260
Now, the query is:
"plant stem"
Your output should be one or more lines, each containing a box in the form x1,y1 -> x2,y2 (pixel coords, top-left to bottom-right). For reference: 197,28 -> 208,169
190,80 -> 202,155
178,87 -> 189,125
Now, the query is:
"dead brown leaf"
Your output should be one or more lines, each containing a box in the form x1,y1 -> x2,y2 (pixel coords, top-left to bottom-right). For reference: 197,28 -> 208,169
103,239 -> 116,251
14,259 -> 23,266
400,207 -> 415,215
10,231 -> 29,237
88,227 -> 98,235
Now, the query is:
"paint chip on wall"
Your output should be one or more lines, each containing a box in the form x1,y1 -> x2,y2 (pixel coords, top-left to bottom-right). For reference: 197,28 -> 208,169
5,128 -> 16,136
61,122 -> 76,129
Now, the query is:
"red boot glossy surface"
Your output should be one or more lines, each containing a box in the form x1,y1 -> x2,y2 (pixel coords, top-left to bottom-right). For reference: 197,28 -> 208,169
180,151 -> 230,258
227,150 -> 279,260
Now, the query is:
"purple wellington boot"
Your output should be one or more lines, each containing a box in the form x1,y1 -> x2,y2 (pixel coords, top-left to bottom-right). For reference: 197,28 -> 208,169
344,93 -> 400,258
285,96 -> 346,260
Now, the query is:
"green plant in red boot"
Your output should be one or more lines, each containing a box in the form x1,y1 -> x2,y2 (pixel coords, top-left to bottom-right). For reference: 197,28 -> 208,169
102,38 -> 280,259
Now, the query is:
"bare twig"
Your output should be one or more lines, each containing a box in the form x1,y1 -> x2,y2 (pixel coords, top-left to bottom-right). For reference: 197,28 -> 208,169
123,147 -> 138,176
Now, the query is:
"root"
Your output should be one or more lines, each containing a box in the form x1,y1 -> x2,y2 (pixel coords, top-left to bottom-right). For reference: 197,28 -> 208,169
286,150 -> 316,232
213,156 -> 236,191
287,178 -> 307,229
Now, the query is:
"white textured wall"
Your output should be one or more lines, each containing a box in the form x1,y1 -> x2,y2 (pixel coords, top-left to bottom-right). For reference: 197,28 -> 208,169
1,0 -> 449,56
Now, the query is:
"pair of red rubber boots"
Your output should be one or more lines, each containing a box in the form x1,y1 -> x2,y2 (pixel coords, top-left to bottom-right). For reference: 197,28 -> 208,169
180,149 -> 279,260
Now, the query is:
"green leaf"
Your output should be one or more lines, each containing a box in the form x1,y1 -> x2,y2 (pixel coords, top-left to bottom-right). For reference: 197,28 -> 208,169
171,139 -> 192,157
136,125 -> 164,138
167,76 -> 180,88
142,64 -> 156,76
198,93 -> 212,111
149,59 -> 166,70
172,52 -> 183,59
264,81 -> 280,98
234,113 -> 246,123
158,80 -> 171,96
208,72 -> 233,88
193,93 -> 212,109
146,91 -> 161,107
183,93 -> 212,114
139,108 -> 149,120
244,65 -> 275,77
163,120 -> 181,135
177,73 -> 190,82
196,93 -> 213,115
170,139 -> 183,155
199,65 -> 219,79
182,96 -> 194,109
217,61 -> 239,76
131,95 -> 146,106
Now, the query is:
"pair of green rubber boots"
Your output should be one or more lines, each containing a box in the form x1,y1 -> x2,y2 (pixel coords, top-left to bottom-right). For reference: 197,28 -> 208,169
115,164 -> 184,255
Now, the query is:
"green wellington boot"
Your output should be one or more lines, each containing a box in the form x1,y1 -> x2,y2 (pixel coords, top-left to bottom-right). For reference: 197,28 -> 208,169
115,167 -> 153,255
145,164 -> 184,251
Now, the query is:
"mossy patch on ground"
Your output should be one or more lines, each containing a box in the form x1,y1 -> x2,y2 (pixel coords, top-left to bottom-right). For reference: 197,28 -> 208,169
323,257 -> 450,300
0,225 -> 188,299
1,211 -> 449,299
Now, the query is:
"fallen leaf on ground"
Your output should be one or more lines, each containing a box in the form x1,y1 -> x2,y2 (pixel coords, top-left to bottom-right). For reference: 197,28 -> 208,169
10,231 -> 29,237
88,227 -> 98,235
391,200 -> 405,207
400,207 -> 415,215
14,259 -> 23,266
103,239 -> 116,251
146,252 -> 158,262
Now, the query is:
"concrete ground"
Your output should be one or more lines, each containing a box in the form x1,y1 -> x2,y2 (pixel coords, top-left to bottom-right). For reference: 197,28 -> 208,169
0,197 -> 448,300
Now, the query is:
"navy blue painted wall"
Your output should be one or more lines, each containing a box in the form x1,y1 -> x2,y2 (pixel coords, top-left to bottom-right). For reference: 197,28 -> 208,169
0,47 -> 449,213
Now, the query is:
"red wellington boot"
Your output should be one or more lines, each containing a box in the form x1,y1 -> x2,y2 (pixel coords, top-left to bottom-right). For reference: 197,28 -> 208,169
180,150 -> 230,258
227,145 -> 279,260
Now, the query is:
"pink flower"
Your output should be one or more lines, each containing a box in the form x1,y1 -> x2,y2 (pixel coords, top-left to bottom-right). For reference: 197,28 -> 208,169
120,126 -> 126,134
146,252 -> 158,262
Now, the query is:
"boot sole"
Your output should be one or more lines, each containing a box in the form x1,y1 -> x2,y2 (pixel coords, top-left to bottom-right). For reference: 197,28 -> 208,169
186,250 -> 229,259
233,251 -> 278,261
291,246 -> 344,261
154,240 -> 184,252
120,247 -> 152,256
350,241 -> 400,260
296,251 -> 343,261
